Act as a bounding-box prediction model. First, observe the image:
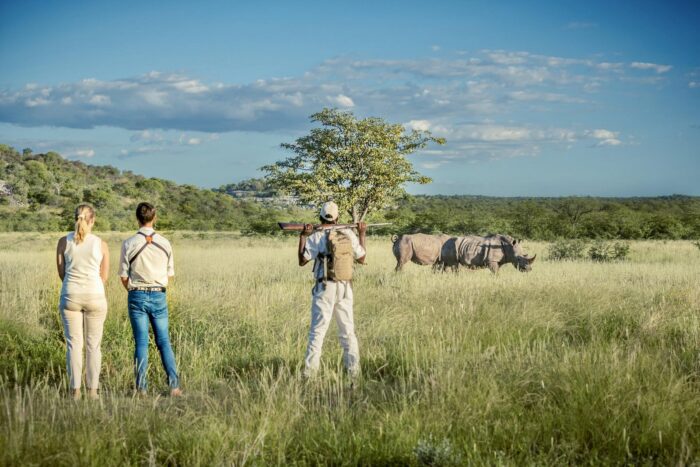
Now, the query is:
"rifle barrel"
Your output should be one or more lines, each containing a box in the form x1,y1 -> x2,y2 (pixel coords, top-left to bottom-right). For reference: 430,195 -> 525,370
278,222 -> 392,231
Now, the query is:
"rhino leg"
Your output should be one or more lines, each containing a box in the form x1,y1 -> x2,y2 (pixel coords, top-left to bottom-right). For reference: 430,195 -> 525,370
488,261 -> 500,274
394,240 -> 413,272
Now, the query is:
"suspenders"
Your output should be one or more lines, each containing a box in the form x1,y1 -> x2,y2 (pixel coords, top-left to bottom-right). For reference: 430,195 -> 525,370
128,231 -> 171,267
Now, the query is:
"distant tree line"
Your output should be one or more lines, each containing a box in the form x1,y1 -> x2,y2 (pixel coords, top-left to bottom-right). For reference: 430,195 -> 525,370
373,195 -> 700,240
1,145 -> 698,239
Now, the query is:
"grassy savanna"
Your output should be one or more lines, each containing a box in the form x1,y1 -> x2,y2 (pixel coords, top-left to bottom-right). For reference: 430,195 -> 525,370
1,233 -> 699,465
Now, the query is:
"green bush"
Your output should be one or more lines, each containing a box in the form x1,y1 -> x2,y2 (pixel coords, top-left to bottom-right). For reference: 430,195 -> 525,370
588,241 -> 630,262
414,435 -> 462,466
547,239 -> 587,261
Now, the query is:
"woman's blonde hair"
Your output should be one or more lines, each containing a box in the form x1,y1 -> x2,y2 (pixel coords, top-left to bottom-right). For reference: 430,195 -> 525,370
74,204 -> 95,244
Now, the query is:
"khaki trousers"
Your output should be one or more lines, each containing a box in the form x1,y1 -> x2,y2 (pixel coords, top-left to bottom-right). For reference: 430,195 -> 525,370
304,281 -> 360,377
59,294 -> 108,390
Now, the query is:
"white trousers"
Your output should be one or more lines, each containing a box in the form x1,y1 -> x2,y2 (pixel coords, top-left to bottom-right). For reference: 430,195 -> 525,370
59,294 -> 108,390
304,281 -> 360,377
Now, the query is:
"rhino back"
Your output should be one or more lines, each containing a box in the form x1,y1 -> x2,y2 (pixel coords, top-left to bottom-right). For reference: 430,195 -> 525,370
408,233 -> 444,264
454,236 -> 487,266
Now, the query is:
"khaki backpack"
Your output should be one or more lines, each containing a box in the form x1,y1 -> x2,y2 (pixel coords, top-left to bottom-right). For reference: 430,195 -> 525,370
326,230 -> 354,281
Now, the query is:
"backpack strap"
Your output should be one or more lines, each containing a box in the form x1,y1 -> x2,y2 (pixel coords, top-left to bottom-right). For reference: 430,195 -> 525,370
321,230 -> 330,286
128,231 -> 171,266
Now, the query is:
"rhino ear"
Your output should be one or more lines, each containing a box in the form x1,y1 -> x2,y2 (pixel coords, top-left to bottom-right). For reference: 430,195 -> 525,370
512,238 -> 518,245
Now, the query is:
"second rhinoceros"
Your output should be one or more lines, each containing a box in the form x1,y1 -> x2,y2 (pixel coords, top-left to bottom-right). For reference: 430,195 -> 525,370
439,234 -> 536,273
392,233 -> 452,272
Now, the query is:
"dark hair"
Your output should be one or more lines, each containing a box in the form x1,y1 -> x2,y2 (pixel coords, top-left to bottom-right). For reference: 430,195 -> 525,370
136,202 -> 156,225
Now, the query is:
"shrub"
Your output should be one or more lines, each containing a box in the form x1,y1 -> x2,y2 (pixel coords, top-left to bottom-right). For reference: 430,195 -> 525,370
588,241 -> 630,262
414,435 -> 462,466
547,239 -> 587,261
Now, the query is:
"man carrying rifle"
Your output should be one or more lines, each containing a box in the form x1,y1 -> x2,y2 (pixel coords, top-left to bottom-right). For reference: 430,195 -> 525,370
297,201 -> 367,380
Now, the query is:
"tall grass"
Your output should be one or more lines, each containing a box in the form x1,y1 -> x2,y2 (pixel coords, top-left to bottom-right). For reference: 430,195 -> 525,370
1,233 -> 699,465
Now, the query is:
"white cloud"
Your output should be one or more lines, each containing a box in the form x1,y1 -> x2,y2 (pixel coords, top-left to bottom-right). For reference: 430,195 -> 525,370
25,97 -> 50,107
508,90 -> 587,104
436,123 -> 577,144
0,50 -> 671,136
689,81 -> 699,89
89,94 -> 111,106
588,129 -> 617,140
596,138 -> 622,146
586,128 -> 622,146
141,89 -> 168,107
468,125 -> 533,142
406,119 -> 432,131
130,130 -> 164,143
409,121 -> 623,165
595,62 -> 624,71
71,149 -> 95,158
119,130 -> 216,158
630,62 -> 672,74
171,79 -> 209,94
329,94 -> 354,108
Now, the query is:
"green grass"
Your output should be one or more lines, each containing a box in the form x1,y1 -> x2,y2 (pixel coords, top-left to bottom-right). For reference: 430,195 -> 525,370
1,233 -> 699,465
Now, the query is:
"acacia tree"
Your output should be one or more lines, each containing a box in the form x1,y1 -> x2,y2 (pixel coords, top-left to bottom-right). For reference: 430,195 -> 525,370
261,108 -> 445,223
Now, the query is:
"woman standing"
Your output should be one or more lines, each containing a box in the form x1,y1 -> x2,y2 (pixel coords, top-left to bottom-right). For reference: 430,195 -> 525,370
56,204 -> 109,400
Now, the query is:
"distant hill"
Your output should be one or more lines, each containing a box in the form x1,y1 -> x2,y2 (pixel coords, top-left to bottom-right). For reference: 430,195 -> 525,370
1,144 -> 698,239
0,145 -> 309,232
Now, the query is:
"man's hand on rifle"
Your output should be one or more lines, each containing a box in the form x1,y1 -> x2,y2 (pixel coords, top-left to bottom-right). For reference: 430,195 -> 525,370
298,224 -> 312,266
356,222 -> 367,264
301,223 -> 314,237
357,222 -> 367,235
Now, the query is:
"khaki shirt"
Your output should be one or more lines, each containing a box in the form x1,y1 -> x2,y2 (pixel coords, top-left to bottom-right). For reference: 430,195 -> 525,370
118,227 -> 174,288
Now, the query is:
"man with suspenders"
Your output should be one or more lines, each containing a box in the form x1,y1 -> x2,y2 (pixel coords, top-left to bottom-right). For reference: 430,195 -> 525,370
119,202 -> 182,397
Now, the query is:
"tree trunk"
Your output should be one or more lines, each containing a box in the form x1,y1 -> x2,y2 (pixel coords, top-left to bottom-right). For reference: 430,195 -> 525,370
351,205 -> 359,224
360,206 -> 369,222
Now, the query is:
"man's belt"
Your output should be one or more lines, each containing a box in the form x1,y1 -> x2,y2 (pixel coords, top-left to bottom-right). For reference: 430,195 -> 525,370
128,286 -> 166,293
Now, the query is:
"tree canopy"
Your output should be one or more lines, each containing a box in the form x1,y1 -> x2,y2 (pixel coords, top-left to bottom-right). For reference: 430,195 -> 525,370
261,108 -> 445,222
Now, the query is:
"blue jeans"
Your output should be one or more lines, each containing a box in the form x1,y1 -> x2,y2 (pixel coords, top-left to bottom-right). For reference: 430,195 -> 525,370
127,291 -> 179,390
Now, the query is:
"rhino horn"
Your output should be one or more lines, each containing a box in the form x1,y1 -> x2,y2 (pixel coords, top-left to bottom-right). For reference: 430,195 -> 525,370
526,254 -> 537,263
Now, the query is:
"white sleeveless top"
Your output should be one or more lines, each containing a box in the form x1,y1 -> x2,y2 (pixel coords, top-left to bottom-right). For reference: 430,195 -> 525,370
61,232 -> 105,296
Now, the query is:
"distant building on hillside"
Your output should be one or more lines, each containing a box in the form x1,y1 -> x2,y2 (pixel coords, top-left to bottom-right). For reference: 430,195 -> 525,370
214,179 -> 308,207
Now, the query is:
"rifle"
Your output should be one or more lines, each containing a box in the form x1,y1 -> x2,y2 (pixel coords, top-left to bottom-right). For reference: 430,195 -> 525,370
278,222 -> 392,232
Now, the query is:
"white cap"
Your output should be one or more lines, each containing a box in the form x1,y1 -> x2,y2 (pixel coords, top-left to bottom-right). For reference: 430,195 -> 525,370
320,201 -> 339,221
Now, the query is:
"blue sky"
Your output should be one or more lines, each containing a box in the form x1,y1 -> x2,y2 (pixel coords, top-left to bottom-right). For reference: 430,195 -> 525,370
1,0 -> 698,196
